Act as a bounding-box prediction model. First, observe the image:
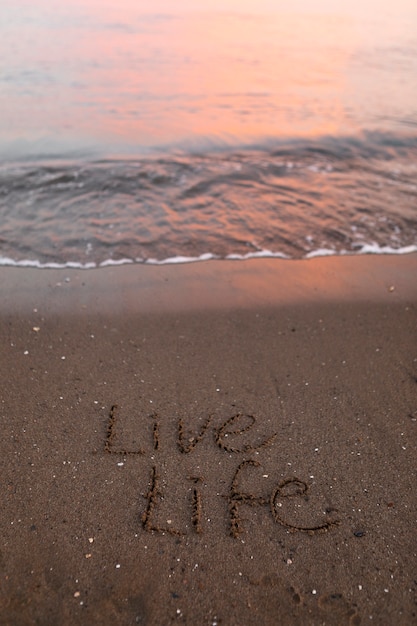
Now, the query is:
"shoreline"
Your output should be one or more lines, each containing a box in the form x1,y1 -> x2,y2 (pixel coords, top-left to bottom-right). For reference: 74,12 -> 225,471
1,253 -> 417,316
1,254 -> 416,624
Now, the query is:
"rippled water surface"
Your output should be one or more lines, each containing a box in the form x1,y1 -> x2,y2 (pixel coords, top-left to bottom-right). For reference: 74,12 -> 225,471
1,0 -> 416,265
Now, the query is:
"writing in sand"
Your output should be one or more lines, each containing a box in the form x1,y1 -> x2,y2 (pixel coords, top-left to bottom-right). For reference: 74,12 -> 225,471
104,406 -> 341,539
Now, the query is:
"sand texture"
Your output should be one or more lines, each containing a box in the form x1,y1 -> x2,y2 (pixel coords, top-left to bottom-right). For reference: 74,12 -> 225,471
0,256 -> 416,625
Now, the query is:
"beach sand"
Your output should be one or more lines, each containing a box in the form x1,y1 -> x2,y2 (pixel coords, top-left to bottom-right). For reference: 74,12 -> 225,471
0,255 -> 416,625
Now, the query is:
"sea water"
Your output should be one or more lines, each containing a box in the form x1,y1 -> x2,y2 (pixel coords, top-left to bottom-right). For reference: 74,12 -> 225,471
1,0 -> 416,267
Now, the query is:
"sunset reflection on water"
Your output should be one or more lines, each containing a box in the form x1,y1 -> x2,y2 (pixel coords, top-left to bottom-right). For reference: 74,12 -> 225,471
1,0 -> 416,157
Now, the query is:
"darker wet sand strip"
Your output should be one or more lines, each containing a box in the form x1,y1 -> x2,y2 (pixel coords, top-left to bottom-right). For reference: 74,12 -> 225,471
0,255 -> 416,625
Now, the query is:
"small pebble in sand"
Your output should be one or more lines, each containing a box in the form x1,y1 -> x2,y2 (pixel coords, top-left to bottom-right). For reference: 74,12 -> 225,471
32,327 -> 40,332
85,554 -> 92,559
74,591 -> 80,598
389,285 -> 395,292
88,537 -> 94,544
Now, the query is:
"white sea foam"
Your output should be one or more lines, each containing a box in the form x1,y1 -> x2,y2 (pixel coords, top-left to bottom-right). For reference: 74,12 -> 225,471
144,253 -> 218,265
0,244 -> 416,270
99,258 -> 135,267
0,257 -> 97,269
226,250 -> 289,260
304,249 -> 338,259
350,243 -> 417,256
304,243 -> 417,259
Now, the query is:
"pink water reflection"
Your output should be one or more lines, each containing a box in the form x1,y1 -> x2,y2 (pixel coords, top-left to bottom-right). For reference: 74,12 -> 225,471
1,0 -> 416,157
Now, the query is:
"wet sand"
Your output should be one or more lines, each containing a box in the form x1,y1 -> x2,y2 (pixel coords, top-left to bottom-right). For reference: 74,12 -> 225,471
0,255 -> 416,625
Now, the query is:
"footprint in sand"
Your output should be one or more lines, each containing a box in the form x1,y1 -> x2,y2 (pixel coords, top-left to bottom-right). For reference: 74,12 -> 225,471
318,592 -> 361,625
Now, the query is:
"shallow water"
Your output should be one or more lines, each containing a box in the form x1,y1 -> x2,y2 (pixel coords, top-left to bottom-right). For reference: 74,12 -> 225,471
1,0 -> 416,266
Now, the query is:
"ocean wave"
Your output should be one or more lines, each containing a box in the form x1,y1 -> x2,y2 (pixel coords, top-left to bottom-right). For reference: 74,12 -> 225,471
1,133 -> 416,268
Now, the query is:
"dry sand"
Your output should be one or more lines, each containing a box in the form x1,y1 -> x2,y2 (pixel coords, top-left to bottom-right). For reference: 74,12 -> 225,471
0,255 -> 416,625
